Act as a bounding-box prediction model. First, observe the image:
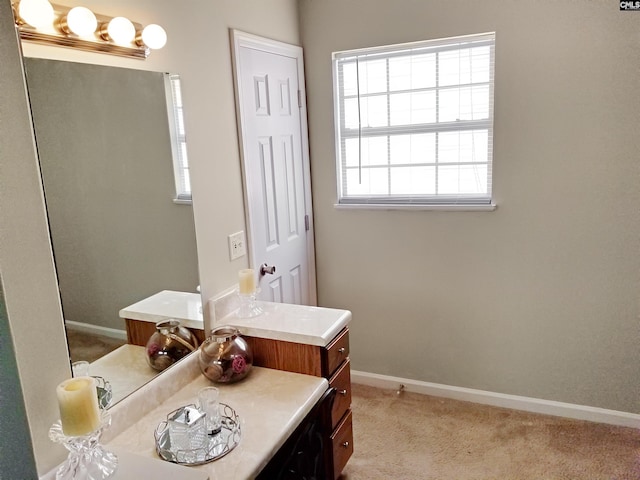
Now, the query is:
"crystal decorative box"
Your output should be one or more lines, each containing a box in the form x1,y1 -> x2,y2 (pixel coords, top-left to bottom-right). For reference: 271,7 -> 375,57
167,405 -> 207,452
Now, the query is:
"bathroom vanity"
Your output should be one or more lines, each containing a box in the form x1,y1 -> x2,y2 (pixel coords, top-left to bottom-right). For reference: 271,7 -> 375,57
118,290 -> 353,478
221,304 -> 354,480
104,358 -> 329,479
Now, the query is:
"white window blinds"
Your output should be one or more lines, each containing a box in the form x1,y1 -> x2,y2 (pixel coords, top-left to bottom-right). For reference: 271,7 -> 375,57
332,32 -> 495,207
165,73 -> 191,203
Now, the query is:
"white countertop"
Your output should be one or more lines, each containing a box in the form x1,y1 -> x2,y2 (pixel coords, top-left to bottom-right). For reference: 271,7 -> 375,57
119,290 -> 203,330
103,448 -> 210,480
43,357 -> 327,480
119,289 -> 352,347
106,367 -> 327,479
41,448 -> 210,480
221,301 -> 352,347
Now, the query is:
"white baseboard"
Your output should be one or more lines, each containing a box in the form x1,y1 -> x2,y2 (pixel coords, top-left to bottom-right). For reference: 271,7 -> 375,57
351,370 -> 640,428
65,320 -> 127,341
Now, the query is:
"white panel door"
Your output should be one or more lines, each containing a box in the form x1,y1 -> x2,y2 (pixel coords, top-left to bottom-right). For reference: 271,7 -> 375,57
232,31 -> 316,305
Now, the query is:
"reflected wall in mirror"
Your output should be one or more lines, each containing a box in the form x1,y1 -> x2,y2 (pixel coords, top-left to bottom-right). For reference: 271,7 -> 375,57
24,58 -> 199,406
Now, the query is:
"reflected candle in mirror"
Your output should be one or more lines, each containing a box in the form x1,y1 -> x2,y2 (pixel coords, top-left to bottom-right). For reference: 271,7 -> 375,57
56,377 -> 100,436
238,268 -> 256,294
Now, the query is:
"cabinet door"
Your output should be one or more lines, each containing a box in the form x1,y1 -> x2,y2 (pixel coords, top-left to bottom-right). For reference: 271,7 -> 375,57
257,388 -> 336,479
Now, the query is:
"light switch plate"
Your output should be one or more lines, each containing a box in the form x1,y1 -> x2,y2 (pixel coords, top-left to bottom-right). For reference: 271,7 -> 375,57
228,231 -> 247,260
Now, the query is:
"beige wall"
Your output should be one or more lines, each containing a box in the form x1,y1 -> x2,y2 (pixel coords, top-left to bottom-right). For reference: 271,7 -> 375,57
5,0 -> 300,474
299,0 -> 640,413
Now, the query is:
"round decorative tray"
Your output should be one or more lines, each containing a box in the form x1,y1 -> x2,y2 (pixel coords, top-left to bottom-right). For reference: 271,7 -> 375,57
154,403 -> 241,465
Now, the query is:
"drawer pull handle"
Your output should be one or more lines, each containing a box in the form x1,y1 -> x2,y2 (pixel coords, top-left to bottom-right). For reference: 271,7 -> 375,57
338,389 -> 348,396
342,441 -> 350,448
338,347 -> 346,354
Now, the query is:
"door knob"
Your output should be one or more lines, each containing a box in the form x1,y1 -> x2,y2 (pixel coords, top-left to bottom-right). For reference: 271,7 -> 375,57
260,263 -> 276,276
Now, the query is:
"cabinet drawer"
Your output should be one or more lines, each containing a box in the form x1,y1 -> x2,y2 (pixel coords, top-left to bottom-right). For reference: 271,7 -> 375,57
322,328 -> 349,377
329,358 -> 351,429
331,410 -> 353,480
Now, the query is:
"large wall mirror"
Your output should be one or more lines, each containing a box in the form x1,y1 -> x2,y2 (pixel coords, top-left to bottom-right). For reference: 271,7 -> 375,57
24,58 -> 200,406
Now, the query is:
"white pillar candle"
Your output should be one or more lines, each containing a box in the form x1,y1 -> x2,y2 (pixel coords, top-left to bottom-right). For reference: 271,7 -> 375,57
56,376 -> 100,436
238,268 -> 256,294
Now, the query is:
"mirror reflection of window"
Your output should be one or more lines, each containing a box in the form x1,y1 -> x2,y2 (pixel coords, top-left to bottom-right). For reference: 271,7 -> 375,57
166,74 -> 191,204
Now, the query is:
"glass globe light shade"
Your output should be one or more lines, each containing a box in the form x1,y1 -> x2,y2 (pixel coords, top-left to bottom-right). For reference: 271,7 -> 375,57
66,7 -> 97,37
18,0 -> 54,29
141,24 -> 167,50
107,16 -> 135,45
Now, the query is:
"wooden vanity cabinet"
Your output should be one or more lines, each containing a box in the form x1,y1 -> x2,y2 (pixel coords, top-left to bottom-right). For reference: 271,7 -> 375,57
257,387 -> 335,479
124,318 -> 205,347
244,327 -> 353,479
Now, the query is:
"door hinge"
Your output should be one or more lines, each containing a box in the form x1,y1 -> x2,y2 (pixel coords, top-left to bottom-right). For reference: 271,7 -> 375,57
304,214 -> 310,231
297,90 -> 302,108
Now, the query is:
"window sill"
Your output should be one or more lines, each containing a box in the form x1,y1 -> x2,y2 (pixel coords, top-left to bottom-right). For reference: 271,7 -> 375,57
173,198 -> 193,205
334,203 -> 497,212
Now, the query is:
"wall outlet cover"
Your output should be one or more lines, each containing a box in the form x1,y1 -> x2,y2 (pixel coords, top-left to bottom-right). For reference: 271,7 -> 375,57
228,231 -> 247,260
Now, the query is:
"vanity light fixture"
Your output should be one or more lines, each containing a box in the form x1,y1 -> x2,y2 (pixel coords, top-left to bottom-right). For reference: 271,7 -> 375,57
17,0 -> 54,29
101,16 -> 136,45
12,0 -> 167,59
139,24 -> 167,50
60,6 -> 97,37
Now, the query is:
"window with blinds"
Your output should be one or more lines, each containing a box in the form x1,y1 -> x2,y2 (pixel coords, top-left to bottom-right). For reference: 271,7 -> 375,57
332,32 -> 495,207
165,73 -> 192,203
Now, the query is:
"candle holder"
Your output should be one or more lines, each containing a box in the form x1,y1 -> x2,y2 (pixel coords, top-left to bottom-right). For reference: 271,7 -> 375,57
49,410 -> 118,480
237,288 -> 263,318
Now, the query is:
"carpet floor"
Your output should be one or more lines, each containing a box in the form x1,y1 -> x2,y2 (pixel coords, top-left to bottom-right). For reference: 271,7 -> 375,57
340,384 -> 640,480
66,329 -> 126,363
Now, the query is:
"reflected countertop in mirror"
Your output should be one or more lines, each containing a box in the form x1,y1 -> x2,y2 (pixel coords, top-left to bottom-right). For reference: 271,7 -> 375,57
89,290 -> 203,406
88,345 -> 156,406
119,290 -> 203,329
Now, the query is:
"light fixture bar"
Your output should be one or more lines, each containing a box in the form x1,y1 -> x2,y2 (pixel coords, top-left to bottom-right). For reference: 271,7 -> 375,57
18,30 -> 148,59
13,2 -> 153,59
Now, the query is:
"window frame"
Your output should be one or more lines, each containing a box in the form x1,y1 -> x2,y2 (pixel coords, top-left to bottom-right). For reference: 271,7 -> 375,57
332,32 -> 496,210
164,73 -> 192,205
